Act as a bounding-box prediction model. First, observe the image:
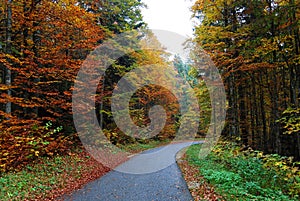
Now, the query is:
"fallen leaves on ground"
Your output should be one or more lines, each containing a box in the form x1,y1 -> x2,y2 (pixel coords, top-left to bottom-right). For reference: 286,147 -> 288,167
26,148 -> 128,201
177,154 -> 224,201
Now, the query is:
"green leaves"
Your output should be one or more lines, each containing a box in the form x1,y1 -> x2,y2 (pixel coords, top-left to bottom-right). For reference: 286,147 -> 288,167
82,0 -> 146,33
185,140 -> 300,200
277,107 -> 300,135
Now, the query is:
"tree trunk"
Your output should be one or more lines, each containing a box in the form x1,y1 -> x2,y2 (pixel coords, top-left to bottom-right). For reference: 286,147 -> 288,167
250,75 -> 256,146
227,73 -> 239,137
239,80 -> 248,145
5,0 -> 12,115
270,70 -> 281,154
259,72 -> 268,152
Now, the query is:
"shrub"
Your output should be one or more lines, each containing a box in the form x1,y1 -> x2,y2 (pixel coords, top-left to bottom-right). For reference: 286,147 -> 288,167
185,139 -> 300,200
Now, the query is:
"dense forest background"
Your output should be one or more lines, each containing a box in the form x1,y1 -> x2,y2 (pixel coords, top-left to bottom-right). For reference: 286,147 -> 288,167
191,0 -> 300,159
0,0 -> 299,173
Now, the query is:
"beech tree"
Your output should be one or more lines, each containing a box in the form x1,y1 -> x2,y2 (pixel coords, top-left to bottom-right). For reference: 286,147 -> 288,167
0,0 -> 104,171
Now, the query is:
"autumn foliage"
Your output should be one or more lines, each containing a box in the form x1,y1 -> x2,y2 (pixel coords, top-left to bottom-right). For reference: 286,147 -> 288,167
0,0 -> 106,172
192,0 -> 300,159
0,0 -> 185,172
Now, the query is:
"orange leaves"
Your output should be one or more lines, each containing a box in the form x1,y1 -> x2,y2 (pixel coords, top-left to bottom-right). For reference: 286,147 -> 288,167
0,0 -> 107,172
0,120 -> 71,172
0,0 -> 105,117
0,84 -> 17,91
63,90 -> 72,96
0,0 -> 151,172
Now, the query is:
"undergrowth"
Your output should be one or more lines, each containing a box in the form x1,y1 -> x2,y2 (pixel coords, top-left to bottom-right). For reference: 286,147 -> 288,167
186,140 -> 300,201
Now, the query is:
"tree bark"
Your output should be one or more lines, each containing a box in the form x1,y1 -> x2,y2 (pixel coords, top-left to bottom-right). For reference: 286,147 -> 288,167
259,72 -> 268,152
5,0 -> 12,115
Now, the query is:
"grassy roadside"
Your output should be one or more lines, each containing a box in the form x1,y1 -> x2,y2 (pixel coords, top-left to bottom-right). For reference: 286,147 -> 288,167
182,140 -> 300,201
0,148 -> 110,201
0,140 -> 171,201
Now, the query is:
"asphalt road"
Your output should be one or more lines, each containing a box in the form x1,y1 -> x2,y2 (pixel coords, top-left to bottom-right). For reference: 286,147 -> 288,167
62,141 -> 202,201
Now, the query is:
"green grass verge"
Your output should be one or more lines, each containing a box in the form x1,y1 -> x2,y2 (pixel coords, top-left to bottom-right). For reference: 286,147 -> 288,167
0,151 -> 88,200
185,141 -> 300,201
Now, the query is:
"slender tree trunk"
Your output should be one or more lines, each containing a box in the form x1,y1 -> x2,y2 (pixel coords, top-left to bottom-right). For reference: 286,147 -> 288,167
32,3 -> 40,117
289,64 -> 297,105
281,65 -> 288,108
5,0 -> 12,115
297,134 -> 300,160
249,75 -> 255,146
239,81 -> 248,145
290,0 -> 300,106
259,72 -> 268,152
271,70 -> 281,153
250,74 -> 261,149
227,73 -> 239,137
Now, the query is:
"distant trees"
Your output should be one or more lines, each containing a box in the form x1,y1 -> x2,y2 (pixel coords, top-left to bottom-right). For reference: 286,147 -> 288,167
192,0 -> 300,159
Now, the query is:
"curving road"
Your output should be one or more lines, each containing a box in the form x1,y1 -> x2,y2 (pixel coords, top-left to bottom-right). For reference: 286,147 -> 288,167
62,141 -> 202,201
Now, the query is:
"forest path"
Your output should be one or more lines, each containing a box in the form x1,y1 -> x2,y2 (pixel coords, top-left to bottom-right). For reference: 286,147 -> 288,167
61,141 -> 203,201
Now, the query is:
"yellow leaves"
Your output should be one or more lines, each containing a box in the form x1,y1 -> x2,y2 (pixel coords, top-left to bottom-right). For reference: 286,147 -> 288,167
35,81 -> 60,85
26,39 -> 34,46
257,38 -> 277,53
0,84 -> 17,91
292,167 -> 299,174
30,149 -> 39,157
192,0 -> 205,11
3,152 -> 9,157
256,151 -> 263,158
274,161 -> 285,167
5,54 -> 21,64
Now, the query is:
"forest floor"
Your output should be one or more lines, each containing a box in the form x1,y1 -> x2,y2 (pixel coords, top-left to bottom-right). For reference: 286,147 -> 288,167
0,139 -> 181,200
1,147 -> 117,200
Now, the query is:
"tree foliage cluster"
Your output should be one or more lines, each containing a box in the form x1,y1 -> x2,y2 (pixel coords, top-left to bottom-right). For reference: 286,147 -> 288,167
96,31 -> 181,146
192,0 -> 300,159
0,0 -> 179,172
